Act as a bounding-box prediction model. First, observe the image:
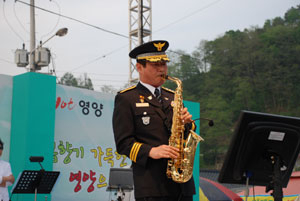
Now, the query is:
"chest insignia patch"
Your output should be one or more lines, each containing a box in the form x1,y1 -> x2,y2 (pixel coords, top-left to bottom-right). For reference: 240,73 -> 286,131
142,116 -> 150,125
139,95 -> 145,103
136,103 -> 149,107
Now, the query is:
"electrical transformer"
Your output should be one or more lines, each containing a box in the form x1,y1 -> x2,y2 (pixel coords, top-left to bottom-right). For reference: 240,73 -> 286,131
15,48 -> 29,67
35,47 -> 51,68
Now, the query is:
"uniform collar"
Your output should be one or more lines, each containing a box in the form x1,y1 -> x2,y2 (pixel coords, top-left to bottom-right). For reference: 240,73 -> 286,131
139,81 -> 161,96
137,82 -> 161,107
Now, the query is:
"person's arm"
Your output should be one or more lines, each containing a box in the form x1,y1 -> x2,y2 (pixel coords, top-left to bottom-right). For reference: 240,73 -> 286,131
113,93 -> 152,167
0,174 -> 15,187
148,107 -> 195,160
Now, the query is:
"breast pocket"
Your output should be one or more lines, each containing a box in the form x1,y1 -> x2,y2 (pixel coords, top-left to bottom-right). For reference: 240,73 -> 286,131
134,107 -> 157,127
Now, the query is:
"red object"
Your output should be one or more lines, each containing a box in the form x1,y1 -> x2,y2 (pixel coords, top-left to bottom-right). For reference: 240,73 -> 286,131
200,177 -> 243,201
238,171 -> 300,196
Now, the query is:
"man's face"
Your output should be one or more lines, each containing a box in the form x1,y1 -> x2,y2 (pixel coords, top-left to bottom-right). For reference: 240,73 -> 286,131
0,149 -> 2,157
137,61 -> 168,87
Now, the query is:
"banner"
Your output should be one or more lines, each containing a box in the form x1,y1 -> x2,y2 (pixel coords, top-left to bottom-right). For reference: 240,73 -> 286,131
52,84 -> 131,201
0,75 -> 200,201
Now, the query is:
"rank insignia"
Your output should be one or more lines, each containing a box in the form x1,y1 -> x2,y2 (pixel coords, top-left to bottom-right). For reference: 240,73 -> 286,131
142,116 -> 150,125
139,95 -> 145,103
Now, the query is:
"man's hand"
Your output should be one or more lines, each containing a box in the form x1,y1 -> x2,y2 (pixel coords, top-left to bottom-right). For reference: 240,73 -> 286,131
181,107 -> 193,124
149,145 -> 179,159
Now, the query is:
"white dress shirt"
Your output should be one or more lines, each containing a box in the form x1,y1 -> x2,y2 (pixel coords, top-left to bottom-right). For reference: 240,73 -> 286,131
139,81 -> 161,96
0,160 -> 13,201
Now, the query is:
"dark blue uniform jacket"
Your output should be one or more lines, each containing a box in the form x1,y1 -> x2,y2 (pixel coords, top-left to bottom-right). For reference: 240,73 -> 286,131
112,82 -> 196,199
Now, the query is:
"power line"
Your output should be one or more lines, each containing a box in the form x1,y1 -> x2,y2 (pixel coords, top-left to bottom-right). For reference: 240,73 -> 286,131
15,0 -> 130,40
154,0 -> 224,33
9,0 -> 218,79
0,57 -> 14,64
2,1 -> 24,42
12,0 -> 220,74
68,43 -> 128,72
167,50 -> 202,62
39,0 -> 61,42
13,2 -> 29,35
56,71 -> 127,77
13,0 -> 132,74
89,77 -> 128,82
55,76 -> 127,83
66,1 -> 222,72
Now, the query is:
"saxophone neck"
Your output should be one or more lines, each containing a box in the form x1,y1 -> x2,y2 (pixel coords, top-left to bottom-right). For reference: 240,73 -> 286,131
161,75 -> 182,86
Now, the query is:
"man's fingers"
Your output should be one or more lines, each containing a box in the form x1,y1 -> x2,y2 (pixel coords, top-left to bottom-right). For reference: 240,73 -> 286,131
149,145 -> 181,159
164,145 -> 179,158
180,107 -> 193,124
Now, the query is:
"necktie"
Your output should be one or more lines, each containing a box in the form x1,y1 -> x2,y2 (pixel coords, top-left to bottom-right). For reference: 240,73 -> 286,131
154,88 -> 161,102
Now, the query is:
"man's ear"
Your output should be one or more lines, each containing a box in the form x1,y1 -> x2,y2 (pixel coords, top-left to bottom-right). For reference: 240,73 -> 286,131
136,63 -> 142,72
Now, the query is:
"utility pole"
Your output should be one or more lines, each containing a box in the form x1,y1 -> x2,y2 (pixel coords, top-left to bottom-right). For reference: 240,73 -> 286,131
29,0 -> 36,71
14,0 -> 68,72
128,0 -> 152,85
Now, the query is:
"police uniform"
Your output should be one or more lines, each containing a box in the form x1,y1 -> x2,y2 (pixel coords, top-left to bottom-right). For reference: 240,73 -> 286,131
112,40 -> 196,200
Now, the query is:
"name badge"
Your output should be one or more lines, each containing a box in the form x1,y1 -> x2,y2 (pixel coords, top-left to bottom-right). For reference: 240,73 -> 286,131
136,103 -> 149,107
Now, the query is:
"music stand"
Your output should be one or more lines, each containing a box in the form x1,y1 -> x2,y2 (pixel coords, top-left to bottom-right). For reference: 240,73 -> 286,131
218,111 -> 300,201
106,168 -> 134,201
12,170 -> 60,201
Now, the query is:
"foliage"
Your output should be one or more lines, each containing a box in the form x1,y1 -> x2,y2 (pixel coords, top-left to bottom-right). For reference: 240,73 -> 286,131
59,72 -> 94,90
100,85 -> 118,94
166,5 -> 300,169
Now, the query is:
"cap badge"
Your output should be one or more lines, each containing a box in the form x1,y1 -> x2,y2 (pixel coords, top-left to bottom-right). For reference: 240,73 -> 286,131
154,42 -> 166,51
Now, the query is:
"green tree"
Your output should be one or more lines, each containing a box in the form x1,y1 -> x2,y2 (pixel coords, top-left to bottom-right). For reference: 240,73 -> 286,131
284,5 -> 300,25
100,85 -> 118,94
166,4 -> 300,169
59,72 -> 94,90
59,72 -> 78,87
77,73 -> 94,90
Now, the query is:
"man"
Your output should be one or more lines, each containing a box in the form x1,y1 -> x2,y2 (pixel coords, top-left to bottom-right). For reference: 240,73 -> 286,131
112,40 -> 196,201
0,139 -> 15,201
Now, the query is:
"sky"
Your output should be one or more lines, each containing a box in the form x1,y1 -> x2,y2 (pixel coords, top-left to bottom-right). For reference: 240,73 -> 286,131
0,0 -> 299,91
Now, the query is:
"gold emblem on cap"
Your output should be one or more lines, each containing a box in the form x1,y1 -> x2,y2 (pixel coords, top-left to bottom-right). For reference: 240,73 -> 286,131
154,42 -> 166,51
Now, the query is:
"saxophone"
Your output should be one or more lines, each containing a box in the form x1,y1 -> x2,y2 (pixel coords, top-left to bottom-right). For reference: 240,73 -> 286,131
163,75 -> 204,183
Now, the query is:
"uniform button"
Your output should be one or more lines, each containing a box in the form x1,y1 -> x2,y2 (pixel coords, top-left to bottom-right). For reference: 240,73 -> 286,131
143,112 -> 147,115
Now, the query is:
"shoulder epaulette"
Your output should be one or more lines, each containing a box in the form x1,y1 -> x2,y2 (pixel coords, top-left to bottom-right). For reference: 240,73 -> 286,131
119,85 -> 136,93
162,86 -> 175,93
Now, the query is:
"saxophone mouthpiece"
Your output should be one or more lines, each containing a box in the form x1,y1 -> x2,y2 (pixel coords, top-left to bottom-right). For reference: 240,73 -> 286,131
161,74 -> 168,80
161,74 -> 169,80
